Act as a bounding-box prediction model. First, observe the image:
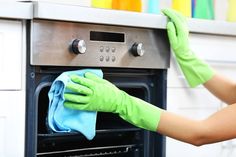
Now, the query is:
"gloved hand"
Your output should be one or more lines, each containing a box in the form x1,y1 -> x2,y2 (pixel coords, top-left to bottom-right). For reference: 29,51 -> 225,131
162,8 -> 214,87
64,72 -> 162,132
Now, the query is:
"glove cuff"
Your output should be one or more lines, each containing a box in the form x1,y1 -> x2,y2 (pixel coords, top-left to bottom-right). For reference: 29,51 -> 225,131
119,92 -> 162,132
176,51 -> 215,88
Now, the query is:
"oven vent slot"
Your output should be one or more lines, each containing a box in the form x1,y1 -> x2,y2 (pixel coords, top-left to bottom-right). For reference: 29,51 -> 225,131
37,144 -> 140,157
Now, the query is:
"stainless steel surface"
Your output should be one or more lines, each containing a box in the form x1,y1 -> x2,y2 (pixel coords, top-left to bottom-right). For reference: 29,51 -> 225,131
0,2 -> 33,19
31,20 -> 170,69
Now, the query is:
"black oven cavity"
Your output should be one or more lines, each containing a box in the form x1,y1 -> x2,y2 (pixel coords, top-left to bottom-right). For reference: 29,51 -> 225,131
26,67 -> 166,157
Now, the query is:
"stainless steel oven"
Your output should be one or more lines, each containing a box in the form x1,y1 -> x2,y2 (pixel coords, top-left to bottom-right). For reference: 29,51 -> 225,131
25,3 -> 170,157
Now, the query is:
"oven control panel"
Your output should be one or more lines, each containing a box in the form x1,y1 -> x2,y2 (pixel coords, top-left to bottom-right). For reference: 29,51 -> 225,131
70,39 -> 144,61
31,20 -> 170,69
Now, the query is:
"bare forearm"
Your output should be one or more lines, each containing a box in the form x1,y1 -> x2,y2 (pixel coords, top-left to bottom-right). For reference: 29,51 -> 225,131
157,110 -> 205,146
156,104 -> 236,146
204,73 -> 236,104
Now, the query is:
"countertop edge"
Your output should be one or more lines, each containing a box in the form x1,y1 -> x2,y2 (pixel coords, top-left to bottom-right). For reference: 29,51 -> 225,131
1,1 -> 236,37
0,2 -> 33,20
33,2 -> 236,37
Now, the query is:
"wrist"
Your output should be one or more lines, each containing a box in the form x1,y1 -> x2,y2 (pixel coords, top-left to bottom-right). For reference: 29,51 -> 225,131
118,93 -> 162,132
175,51 -> 215,87
174,47 -> 192,59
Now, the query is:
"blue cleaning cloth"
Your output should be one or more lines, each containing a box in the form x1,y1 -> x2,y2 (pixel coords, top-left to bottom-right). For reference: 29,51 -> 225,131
48,69 -> 103,140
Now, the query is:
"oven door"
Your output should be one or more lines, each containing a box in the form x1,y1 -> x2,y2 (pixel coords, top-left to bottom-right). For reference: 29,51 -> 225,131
26,67 -> 166,157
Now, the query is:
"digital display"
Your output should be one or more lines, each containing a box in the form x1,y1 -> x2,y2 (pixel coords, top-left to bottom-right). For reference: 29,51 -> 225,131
90,31 -> 125,42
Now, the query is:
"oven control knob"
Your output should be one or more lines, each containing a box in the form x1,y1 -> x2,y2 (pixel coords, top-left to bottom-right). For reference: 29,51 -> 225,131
131,42 -> 145,56
71,39 -> 86,54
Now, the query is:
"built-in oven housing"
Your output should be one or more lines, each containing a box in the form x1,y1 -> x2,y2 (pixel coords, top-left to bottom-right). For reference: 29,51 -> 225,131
26,19 -> 170,157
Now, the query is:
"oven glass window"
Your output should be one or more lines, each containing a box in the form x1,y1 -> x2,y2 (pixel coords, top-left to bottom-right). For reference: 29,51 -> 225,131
37,86 -> 146,134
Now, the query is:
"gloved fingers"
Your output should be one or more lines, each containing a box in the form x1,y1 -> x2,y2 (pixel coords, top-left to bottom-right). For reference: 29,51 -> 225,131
66,82 -> 93,95
84,72 -> 105,83
166,22 -> 178,49
85,72 -> 116,87
64,93 -> 91,104
162,8 -> 186,23
70,74 -> 95,88
168,8 -> 186,23
162,8 -> 185,34
64,101 -> 91,111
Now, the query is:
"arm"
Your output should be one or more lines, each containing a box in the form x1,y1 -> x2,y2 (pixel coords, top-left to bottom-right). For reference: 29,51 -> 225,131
162,8 -> 236,104
63,9 -> 236,146
160,9 -> 236,144
64,72 -> 161,132
162,9 -> 214,88
63,72 -> 236,146
158,103 -> 236,146
204,73 -> 236,104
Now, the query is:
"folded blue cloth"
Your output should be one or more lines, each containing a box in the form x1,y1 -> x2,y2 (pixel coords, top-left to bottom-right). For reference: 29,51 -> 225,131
48,69 -> 103,140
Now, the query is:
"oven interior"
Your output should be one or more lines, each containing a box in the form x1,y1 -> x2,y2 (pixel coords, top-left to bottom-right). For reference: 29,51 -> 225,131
26,67 -> 166,157
37,86 -> 146,134
37,86 -> 145,156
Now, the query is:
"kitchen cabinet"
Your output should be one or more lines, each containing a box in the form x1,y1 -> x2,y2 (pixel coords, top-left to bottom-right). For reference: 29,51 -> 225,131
0,91 -> 25,157
166,32 -> 236,157
0,4 -> 30,157
0,20 -> 25,157
0,2 -> 31,156
0,19 -> 26,157
0,20 -> 22,90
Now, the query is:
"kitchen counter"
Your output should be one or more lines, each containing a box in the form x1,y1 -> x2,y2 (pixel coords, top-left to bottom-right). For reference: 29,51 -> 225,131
33,1 -> 236,37
0,1 -> 236,36
188,18 -> 236,36
33,2 -> 167,29
0,1 -> 33,19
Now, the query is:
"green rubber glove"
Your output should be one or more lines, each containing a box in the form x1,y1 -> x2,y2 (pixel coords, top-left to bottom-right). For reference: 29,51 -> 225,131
162,8 -> 214,87
64,72 -> 162,132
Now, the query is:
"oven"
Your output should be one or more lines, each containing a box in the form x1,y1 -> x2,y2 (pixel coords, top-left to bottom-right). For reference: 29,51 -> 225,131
25,8 -> 170,157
